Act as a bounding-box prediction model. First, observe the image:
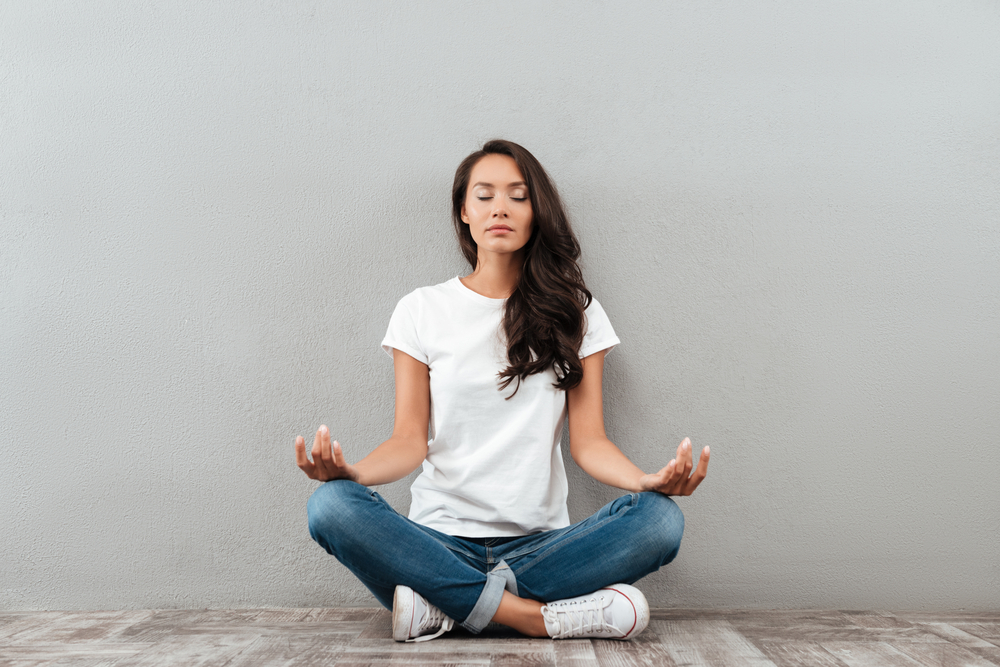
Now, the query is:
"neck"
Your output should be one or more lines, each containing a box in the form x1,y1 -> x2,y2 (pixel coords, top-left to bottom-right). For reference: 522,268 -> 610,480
461,250 -> 524,299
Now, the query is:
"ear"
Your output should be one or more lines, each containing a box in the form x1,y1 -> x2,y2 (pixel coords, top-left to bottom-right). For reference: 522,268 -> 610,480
460,204 -> 469,224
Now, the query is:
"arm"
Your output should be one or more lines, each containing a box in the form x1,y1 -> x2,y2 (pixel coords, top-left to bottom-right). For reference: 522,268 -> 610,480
567,350 -> 709,495
295,348 -> 430,487
353,348 -> 430,485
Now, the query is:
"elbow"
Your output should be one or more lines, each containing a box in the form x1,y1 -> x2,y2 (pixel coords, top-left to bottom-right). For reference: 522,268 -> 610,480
568,436 -> 594,467
407,434 -> 429,459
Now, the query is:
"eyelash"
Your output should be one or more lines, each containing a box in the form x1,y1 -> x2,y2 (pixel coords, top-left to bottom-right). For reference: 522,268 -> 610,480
477,197 -> 527,202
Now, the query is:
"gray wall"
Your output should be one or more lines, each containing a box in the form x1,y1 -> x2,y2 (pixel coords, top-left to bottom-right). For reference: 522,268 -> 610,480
2,1 -> 998,612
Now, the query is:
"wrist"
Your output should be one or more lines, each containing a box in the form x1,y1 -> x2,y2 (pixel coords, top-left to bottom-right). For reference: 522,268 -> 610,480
630,474 -> 647,494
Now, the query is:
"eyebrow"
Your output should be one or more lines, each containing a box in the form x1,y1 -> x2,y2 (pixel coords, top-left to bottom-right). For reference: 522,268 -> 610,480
472,181 -> 527,188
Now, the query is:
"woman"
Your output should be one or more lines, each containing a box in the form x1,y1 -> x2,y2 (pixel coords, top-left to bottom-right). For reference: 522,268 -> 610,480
296,139 -> 709,642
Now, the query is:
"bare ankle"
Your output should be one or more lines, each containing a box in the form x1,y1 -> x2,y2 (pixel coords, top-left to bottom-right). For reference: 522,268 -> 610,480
491,591 -> 549,637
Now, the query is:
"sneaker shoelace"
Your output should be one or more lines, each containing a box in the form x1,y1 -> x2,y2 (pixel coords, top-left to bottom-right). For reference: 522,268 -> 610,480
407,604 -> 455,643
541,594 -> 621,639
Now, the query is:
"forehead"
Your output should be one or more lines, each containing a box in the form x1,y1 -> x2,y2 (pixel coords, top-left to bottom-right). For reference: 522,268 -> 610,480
469,154 -> 525,184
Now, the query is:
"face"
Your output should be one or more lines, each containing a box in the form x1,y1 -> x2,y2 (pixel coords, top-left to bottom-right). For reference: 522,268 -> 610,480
461,154 -> 533,259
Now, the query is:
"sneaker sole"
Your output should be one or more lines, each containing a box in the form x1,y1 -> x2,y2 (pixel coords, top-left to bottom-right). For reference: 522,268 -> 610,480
603,584 -> 650,639
391,585 -> 415,642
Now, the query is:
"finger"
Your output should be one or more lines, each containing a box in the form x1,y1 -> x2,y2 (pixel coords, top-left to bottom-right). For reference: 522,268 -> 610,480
333,440 -> 347,470
646,461 -> 672,490
295,435 -> 309,465
691,447 -> 711,491
678,438 -> 693,475
668,457 -> 685,484
295,436 -> 317,478
311,427 -> 323,459
311,428 -> 328,477
318,425 -> 335,476
681,441 -> 694,480
682,446 -> 710,494
658,459 -> 680,493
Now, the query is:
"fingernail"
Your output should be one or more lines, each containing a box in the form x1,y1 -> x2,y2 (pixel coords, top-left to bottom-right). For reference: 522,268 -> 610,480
320,425 -> 328,434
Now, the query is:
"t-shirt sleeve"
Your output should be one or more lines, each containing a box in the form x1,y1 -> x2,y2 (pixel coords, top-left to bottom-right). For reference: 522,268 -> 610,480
380,294 -> 428,364
578,297 -> 621,359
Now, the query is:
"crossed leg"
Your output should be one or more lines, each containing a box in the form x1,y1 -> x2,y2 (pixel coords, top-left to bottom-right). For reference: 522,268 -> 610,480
488,492 -> 685,635
307,481 -> 684,635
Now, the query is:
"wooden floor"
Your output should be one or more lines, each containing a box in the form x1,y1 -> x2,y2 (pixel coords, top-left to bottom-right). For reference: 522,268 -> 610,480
2,608 -> 999,666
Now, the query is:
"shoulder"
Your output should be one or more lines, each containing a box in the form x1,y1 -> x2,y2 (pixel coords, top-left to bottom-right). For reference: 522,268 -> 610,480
582,294 -> 615,329
584,295 -> 610,317
392,277 -> 461,311
579,293 -> 620,358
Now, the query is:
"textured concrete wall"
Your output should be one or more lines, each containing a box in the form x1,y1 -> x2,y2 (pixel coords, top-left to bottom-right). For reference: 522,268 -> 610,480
2,1 -> 998,611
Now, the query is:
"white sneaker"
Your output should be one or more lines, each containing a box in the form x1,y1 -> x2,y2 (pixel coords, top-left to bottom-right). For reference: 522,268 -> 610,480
540,584 -> 649,640
392,585 -> 455,642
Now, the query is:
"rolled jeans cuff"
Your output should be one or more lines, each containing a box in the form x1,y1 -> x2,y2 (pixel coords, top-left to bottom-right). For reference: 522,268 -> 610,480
460,572 -> 507,633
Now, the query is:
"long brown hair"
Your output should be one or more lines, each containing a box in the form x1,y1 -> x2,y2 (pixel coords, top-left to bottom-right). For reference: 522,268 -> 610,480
452,139 -> 592,398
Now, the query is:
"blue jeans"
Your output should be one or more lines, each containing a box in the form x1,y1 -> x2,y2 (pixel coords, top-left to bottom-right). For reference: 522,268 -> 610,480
307,480 -> 684,634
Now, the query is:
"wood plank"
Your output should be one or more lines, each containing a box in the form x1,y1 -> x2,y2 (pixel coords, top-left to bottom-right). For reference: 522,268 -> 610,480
650,608 -> 738,621
112,609 -> 216,642
335,662 -> 486,666
334,651 -> 490,665
306,608 -> 379,623
737,612 -> 947,645
0,611 -> 64,643
552,639 -> 599,667
652,619 -> 777,666
730,609 -> 856,643
0,641 -> 145,661
355,609 -> 392,640
587,619 -> 683,667
2,608 -> 999,666
967,646 -> 1000,666
489,651 -> 556,667
952,624 -> 1000,648
892,641 -> 1000,667
912,622 -> 998,649
841,611 -> 917,629
897,613 -> 1000,624
105,632 -> 261,666
343,638 -> 550,654
185,621 -> 369,638
590,637 -> 679,667
44,658 -> 132,667
749,640 -> 849,667
821,641 -> 928,667
208,634 -> 346,667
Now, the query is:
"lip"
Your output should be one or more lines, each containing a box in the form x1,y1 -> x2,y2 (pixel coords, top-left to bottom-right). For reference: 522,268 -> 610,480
487,225 -> 513,232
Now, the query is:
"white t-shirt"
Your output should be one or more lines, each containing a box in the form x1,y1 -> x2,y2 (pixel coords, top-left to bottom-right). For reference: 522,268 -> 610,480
380,276 -> 620,537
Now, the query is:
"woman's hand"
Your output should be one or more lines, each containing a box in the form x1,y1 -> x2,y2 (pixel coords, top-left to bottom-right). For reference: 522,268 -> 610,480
639,438 -> 709,497
295,425 -> 360,483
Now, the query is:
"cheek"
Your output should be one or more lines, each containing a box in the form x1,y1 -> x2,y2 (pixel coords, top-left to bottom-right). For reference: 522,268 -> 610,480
468,201 -> 491,220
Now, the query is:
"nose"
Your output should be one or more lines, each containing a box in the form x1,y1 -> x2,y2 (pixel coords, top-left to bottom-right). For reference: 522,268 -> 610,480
491,197 -> 509,217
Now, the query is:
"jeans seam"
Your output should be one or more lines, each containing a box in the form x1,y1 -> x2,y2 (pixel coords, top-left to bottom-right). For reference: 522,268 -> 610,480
500,494 -> 639,562
498,532 -> 566,560
510,501 -> 635,580
441,542 -> 487,564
